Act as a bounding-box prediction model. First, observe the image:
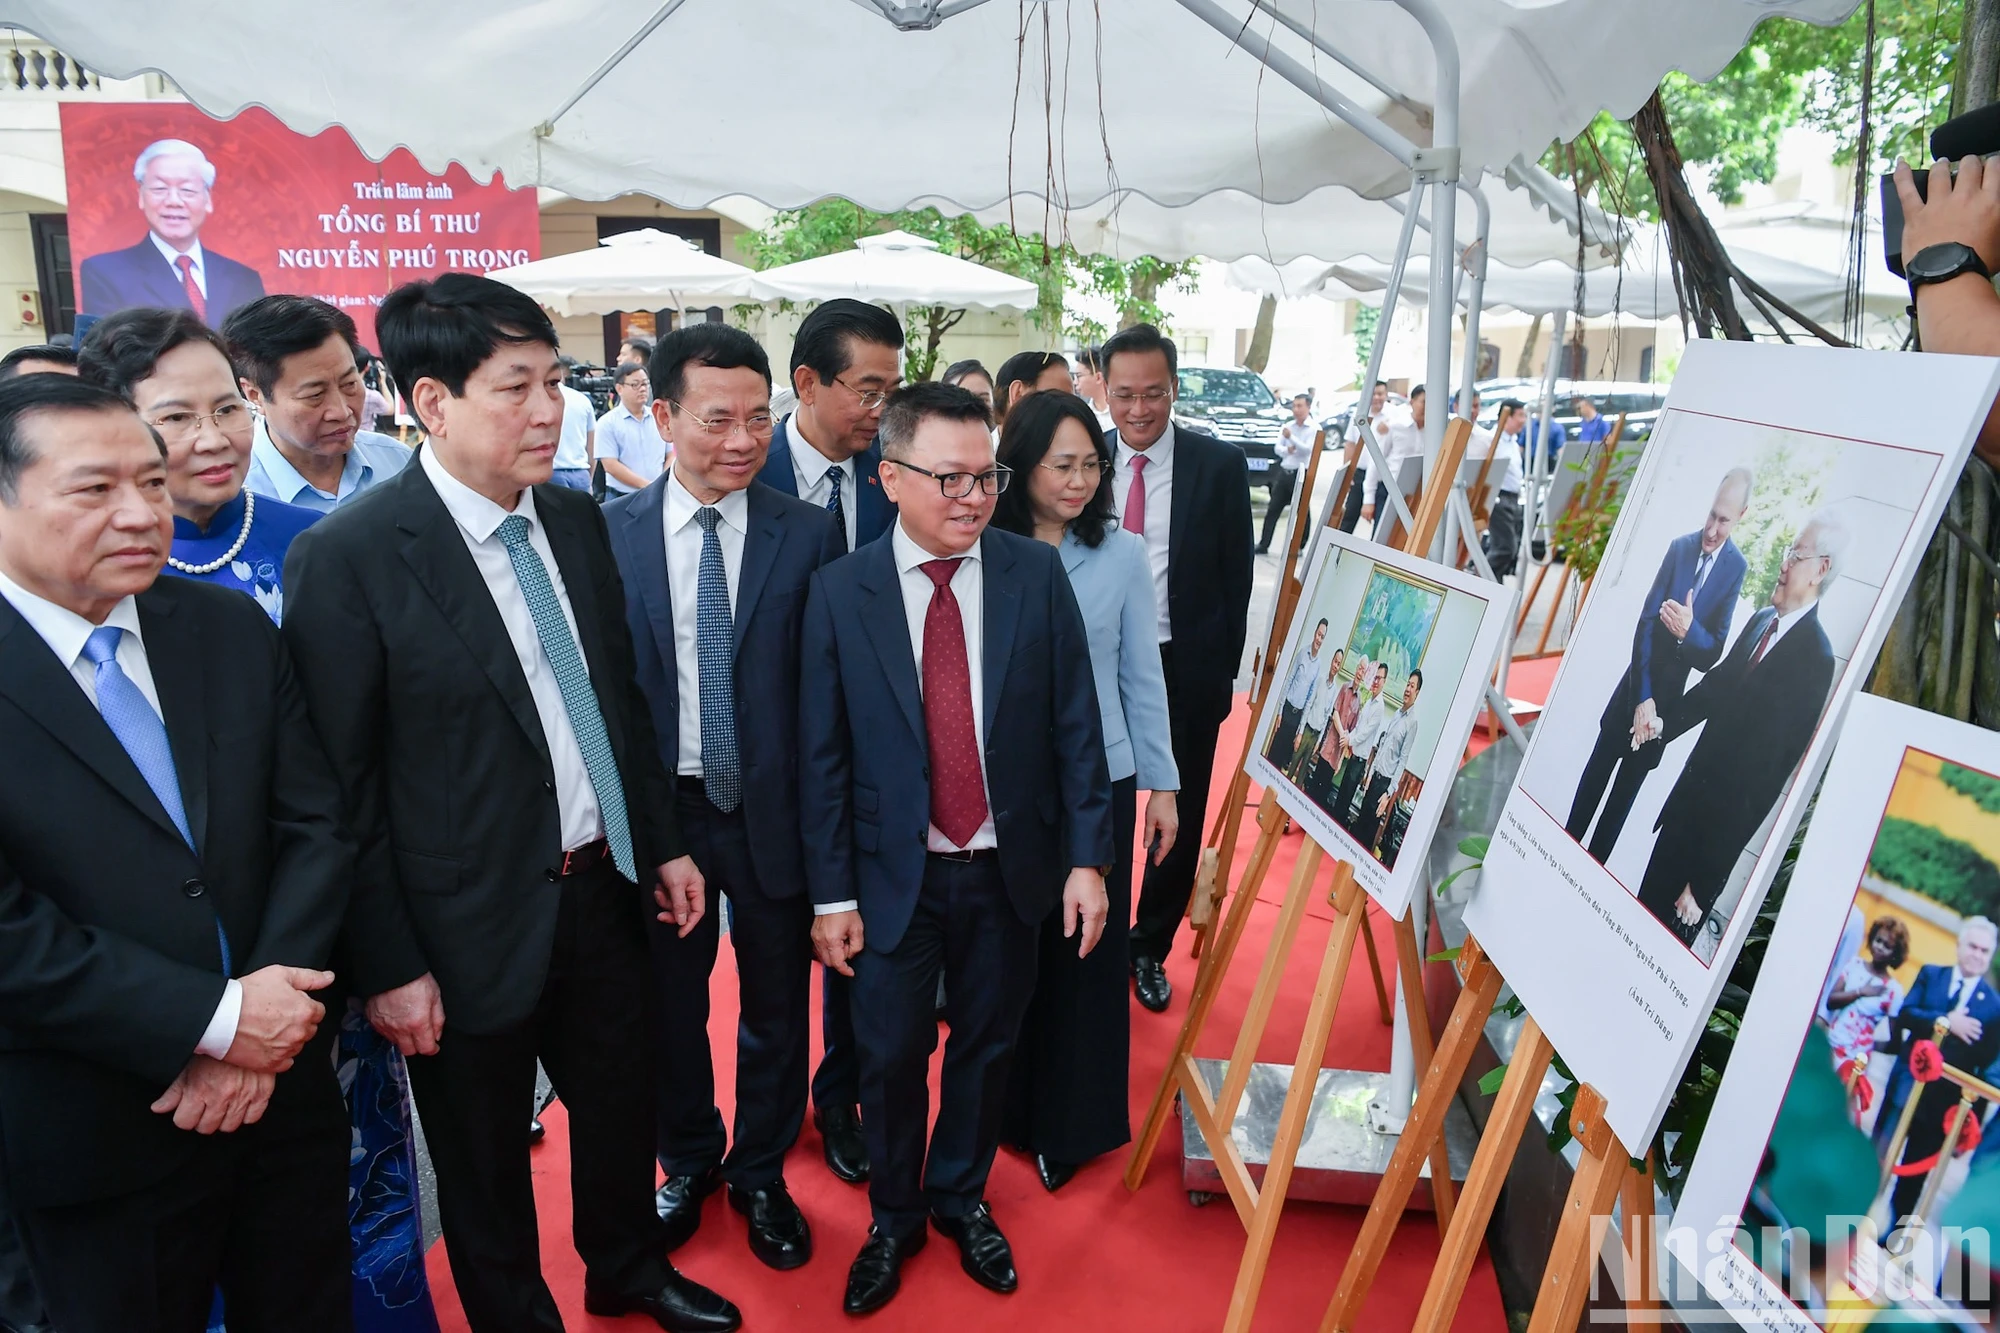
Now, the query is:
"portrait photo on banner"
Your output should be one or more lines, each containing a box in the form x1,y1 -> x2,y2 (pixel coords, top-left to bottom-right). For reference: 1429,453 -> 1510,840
1463,340 -> 2000,1151
1245,528 -> 1508,917
1670,697 -> 2000,1329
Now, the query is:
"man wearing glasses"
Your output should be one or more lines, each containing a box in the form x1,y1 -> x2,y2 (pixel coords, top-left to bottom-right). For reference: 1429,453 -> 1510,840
78,139 -> 267,328
757,297 -> 903,1188
1633,511 -> 1844,946
1103,324 -> 1253,1014
800,383 -> 1111,1313
606,325 -> 845,1274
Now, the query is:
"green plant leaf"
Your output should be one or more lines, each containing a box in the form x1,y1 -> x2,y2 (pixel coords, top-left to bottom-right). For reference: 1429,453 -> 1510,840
1478,1064 -> 1508,1096
1428,947 -> 1462,963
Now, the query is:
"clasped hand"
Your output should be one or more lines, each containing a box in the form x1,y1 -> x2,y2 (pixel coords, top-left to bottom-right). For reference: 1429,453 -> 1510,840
154,963 -> 335,1134
1629,698 -> 1662,750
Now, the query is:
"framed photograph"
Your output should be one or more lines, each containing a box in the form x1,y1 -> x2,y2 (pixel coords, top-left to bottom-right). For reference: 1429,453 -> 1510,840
1669,695 -> 2000,1328
1463,339 -> 2000,1150
1245,527 -> 1509,917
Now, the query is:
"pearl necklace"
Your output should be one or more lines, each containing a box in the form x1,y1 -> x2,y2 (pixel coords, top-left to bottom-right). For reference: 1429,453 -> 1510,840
168,490 -> 256,575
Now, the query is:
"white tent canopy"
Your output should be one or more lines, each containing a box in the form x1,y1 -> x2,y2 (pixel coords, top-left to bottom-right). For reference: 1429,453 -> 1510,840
748,230 -> 1039,310
482,229 -> 756,317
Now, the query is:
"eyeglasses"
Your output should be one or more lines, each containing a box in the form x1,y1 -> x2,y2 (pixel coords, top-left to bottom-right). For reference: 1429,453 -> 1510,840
666,400 -> 775,441
894,461 -> 1012,498
143,183 -> 209,204
1107,388 -> 1172,405
147,401 -> 250,442
1781,545 -> 1827,568
1038,457 -> 1105,480
833,374 -> 898,411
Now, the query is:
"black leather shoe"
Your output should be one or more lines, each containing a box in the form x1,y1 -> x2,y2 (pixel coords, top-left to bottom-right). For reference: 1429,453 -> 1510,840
583,1269 -> 741,1332
1034,1152 -> 1077,1193
930,1203 -> 1017,1294
655,1167 -> 721,1250
729,1179 -> 811,1270
1131,955 -> 1172,1013
816,1105 -> 870,1184
844,1226 -> 925,1315
528,1116 -> 545,1145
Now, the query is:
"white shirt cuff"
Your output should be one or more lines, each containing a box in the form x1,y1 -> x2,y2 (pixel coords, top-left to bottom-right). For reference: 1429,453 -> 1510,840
814,900 -> 859,916
195,978 -> 243,1060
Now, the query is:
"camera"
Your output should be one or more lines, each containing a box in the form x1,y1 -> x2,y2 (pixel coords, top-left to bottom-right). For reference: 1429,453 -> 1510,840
1882,104 -> 2000,276
564,362 -> 616,415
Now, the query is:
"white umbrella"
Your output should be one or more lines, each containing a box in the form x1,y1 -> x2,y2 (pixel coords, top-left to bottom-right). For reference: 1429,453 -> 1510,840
748,231 -> 1039,311
483,228 -> 756,317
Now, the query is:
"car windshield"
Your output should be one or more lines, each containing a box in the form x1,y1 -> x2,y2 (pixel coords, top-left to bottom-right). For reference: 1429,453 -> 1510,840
1178,368 -> 1276,408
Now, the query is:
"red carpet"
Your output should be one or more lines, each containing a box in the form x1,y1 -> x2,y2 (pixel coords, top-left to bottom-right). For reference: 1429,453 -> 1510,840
429,660 -> 1559,1331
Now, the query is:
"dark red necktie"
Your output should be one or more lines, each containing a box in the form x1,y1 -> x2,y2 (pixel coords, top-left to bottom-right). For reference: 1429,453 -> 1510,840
1748,615 -> 1779,667
175,255 -> 206,322
919,558 -> 988,846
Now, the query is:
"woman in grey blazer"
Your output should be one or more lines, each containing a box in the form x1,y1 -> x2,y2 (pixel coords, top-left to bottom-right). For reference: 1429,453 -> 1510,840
992,390 -> 1179,1192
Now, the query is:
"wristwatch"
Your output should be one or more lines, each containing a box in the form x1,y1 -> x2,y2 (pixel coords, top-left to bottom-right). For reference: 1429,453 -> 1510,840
1906,241 -> 1992,294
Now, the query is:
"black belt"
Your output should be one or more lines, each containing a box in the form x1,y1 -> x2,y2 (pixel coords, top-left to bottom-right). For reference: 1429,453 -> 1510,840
928,847 -> 998,863
558,837 -> 612,877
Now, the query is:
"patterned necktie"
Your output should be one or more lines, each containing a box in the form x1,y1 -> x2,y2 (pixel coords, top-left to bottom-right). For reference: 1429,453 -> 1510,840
495,514 -> 636,879
918,559 -> 988,847
1692,552 -> 1712,596
1122,453 -> 1148,536
82,626 -> 229,971
174,255 -> 206,322
693,507 -> 740,813
825,466 -> 849,555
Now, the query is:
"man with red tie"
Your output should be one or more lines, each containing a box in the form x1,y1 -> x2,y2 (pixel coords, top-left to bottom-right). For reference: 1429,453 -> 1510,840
77,139 -> 267,330
799,382 -> 1113,1316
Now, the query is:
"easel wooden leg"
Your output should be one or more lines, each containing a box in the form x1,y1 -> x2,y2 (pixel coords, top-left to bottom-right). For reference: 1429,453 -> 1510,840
1391,909 -> 1455,1234
1618,1153 -> 1658,1315
1221,869 -> 1369,1333
1320,939 -> 1506,1333
1359,901 -> 1393,1026
1526,1084 -> 1629,1333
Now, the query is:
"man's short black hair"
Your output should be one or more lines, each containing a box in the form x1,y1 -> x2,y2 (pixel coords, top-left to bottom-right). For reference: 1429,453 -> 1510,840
877,381 -> 991,460
620,334 -> 654,359
1315,617 -> 1329,633
1497,398 -> 1525,420
221,294 -> 362,398
649,323 -> 771,405
0,374 -> 159,504
1100,322 -> 1178,379
376,273 -> 559,400
993,350 -> 1068,411
790,298 -> 903,386
1078,345 -> 1104,375
0,344 -> 78,379
614,361 -> 648,386
1408,668 -> 1424,691
1409,384 -> 1425,401
76,306 -> 233,405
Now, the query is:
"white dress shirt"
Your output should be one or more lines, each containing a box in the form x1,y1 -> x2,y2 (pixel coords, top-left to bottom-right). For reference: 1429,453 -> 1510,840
1368,707 -> 1420,787
0,571 -> 241,1058
1282,645 -> 1321,710
149,233 -> 206,297
1752,602 -> 1817,660
1112,423 -> 1175,642
892,521 -> 997,853
661,471 -> 747,776
1277,419 -> 1316,472
420,447 -> 605,852
1472,427 -> 1524,496
786,416 -> 860,552
554,385 -> 595,471
1346,693 -> 1390,758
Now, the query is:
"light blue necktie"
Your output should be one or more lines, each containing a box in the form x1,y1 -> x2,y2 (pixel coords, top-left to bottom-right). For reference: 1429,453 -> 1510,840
495,515 -> 636,880
693,507 -> 740,813
83,626 -> 229,972
825,466 -> 848,555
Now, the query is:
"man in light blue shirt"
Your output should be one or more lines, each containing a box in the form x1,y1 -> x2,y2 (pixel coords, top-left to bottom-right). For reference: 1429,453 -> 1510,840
552,375 -> 596,492
225,294 -> 411,513
597,360 -> 668,496
1264,617 -> 1326,773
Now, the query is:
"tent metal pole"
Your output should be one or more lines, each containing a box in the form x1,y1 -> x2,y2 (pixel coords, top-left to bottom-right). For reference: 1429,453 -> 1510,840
538,0 -> 695,133
1244,0 -> 1419,111
1354,180 -> 1427,538
1456,180 -> 1490,410
1397,0 -> 1460,565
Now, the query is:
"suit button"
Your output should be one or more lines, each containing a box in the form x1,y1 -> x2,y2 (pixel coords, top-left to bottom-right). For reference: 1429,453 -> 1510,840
180,878 -> 206,898
544,868 -> 559,883
543,779 -> 555,793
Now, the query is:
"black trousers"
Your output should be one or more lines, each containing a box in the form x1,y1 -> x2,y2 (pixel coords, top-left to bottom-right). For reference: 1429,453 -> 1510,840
407,861 -> 669,1333
1256,468 -> 1305,551
1266,702 -> 1304,772
15,1051 -> 350,1333
1131,643 -> 1226,962
1303,752 -> 1338,807
812,971 -> 860,1113
1354,773 -> 1396,853
1566,711 -> 1666,863
1486,491 -> 1523,578
1004,777 -> 1137,1164
851,854 -> 1037,1237
1634,823 -> 1731,947
1339,471 -> 1366,533
1332,754 -> 1367,828
653,783 -> 814,1188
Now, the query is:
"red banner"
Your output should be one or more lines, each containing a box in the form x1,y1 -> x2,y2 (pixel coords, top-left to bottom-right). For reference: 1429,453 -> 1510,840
61,103 -> 540,345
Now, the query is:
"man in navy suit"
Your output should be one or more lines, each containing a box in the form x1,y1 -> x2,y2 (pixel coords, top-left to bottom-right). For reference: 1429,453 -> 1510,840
606,324 -> 843,1273
755,298 -> 902,1186
1635,510 -> 1845,944
800,383 -> 1112,1315
1879,917 -> 2000,1223
1567,469 -> 1752,862
77,139 -> 266,330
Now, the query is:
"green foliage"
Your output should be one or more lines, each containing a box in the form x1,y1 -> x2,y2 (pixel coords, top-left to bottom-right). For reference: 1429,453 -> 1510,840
1940,761 -> 2000,814
1067,254 -> 1200,346
1867,816 -> 2000,917
1730,435 -> 1829,611
1351,303 -> 1381,380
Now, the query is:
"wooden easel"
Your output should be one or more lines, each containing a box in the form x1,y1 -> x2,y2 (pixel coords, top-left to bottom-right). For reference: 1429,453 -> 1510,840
1126,420 -> 1474,1333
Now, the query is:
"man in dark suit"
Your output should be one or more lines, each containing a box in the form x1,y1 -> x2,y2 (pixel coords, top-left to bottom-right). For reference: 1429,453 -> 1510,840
755,297 -> 902,1186
1880,918 -> 2000,1222
0,374 -> 349,1330
800,383 -> 1112,1314
605,323 -> 843,1271
1567,469 -> 1751,862
283,274 -> 738,1333
77,139 -> 266,329
1105,323 -> 1253,1013
1635,510 -> 1844,946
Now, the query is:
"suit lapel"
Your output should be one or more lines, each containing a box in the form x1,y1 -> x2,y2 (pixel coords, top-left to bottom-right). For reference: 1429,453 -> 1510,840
763,423 -> 799,497
620,480 -> 678,676
394,466 -> 551,762
855,542 -> 927,749
980,536 -> 1021,741
855,440 -> 892,542
138,587 -> 210,856
0,599 -> 189,844
736,488 -> 786,655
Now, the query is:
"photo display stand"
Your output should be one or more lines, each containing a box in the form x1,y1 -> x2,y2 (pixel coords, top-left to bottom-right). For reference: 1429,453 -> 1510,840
1126,416 -> 1473,1333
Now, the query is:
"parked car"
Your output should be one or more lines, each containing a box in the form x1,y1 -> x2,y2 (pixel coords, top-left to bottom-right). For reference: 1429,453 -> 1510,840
1472,377 -> 1667,444
1172,365 -> 1288,490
